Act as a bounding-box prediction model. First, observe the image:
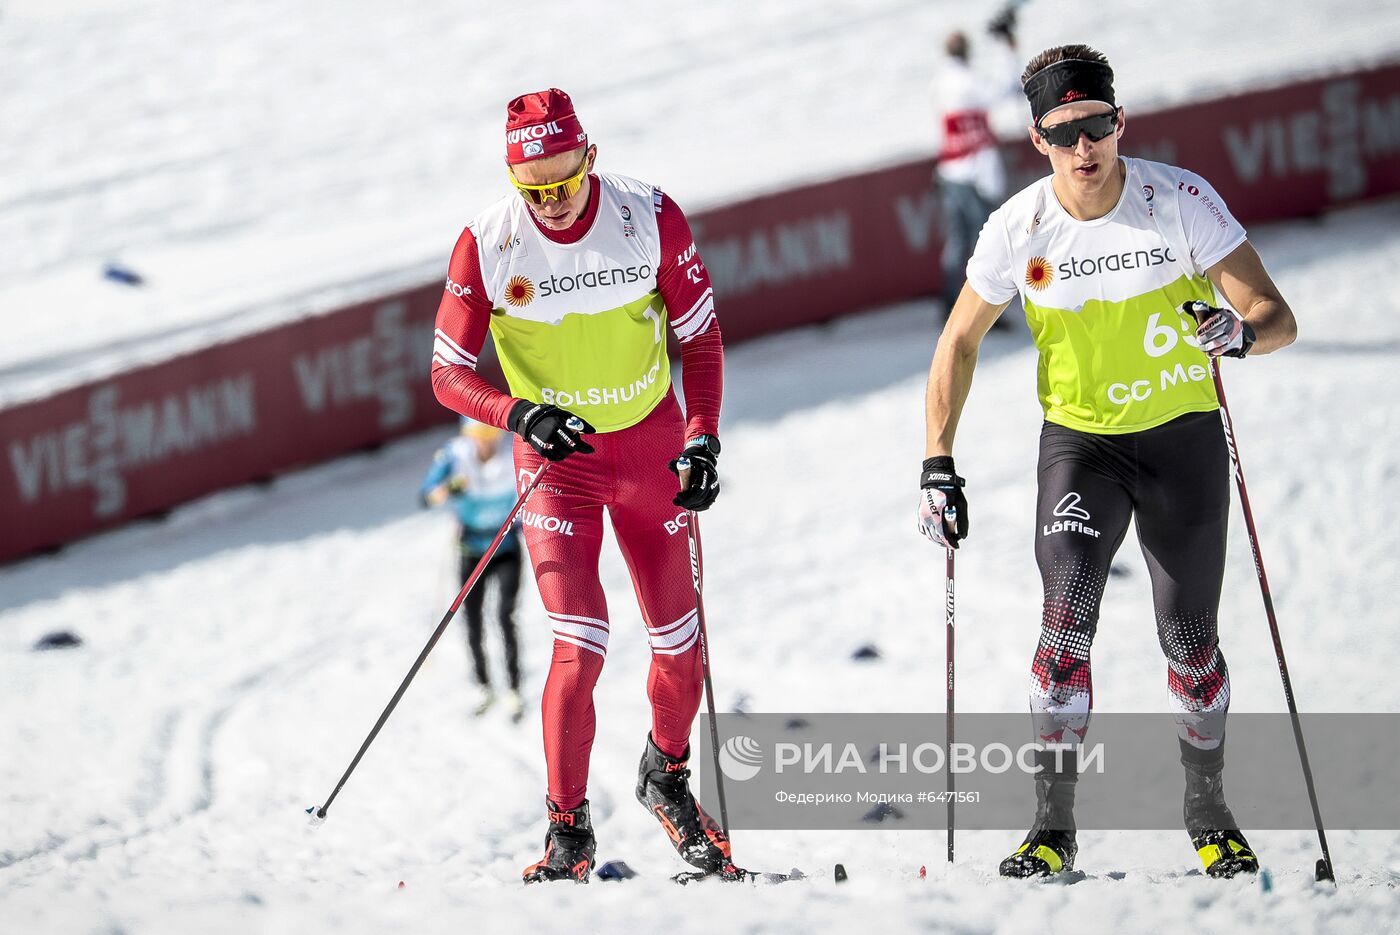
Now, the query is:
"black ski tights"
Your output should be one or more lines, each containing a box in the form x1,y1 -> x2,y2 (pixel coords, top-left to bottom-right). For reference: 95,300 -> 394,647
1029,411 -> 1232,749
460,546 -> 523,691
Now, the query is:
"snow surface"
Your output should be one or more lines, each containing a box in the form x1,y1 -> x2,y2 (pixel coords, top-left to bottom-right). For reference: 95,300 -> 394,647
3,0 -> 1399,404
3,198 -> 1400,932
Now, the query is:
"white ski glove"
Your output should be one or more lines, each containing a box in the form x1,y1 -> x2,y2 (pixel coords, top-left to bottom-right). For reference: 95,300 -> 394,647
1184,301 -> 1255,358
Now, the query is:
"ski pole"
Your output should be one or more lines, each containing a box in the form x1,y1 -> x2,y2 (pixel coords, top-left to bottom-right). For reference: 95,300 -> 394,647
944,517 -> 956,864
307,447 -> 561,824
676,457 -> 730,838
1207,354 -> 1335,884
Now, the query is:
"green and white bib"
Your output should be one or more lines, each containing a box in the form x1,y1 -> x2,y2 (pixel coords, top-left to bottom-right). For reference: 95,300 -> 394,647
967,157 -> 1248,435
471,173 -> 669,433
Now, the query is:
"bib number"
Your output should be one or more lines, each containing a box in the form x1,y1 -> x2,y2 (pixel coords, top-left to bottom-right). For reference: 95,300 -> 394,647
1142,312 -> 1199,358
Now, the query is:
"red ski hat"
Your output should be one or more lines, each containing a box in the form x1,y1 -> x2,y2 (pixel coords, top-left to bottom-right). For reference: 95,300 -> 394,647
504,88 -> 588,165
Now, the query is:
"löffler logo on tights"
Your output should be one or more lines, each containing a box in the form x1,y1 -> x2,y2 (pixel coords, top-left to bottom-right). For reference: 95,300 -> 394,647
1043,491 -> 1101,538
520,509 -> 575,536
1052,492 -> 1091,520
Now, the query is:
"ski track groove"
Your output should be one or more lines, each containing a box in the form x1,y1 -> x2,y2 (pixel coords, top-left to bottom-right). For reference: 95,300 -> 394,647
0,639 -> 338,881
132,708 -> 181,820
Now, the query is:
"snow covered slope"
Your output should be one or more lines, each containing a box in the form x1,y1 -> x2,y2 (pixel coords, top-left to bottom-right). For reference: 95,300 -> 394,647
3,0 -> 1398,402
2,198 -> 1398,933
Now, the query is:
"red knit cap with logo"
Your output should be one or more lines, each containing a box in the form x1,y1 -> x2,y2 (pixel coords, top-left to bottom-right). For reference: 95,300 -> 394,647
504,88 -> 588,165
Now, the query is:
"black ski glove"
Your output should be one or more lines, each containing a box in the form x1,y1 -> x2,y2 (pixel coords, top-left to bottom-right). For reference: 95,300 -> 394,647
669,435 -> 721,511
918,456 -> 968,548
508,400 -> 595,462
1182,300 -> 1254,359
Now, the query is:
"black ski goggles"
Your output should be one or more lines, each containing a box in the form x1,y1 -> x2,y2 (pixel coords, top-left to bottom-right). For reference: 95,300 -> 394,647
1035,108 -> 1120,148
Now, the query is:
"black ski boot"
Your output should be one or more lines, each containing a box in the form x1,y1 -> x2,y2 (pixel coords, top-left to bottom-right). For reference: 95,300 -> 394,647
999,751 -> 1079,878
1182,740 -> 1258,879
636,734 -> 732,873
522,799 -> 596,884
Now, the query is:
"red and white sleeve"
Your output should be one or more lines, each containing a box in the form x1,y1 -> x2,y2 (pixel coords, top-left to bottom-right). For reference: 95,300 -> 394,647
655,190 -> 723,439
430,226 -> 519,430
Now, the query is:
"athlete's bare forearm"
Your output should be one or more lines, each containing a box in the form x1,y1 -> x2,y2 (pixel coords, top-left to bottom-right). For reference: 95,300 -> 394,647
1236,295 -> 1295,356
924,282 -> 1009,457
925,337 -> 980,458
1207,241 -> 1297,356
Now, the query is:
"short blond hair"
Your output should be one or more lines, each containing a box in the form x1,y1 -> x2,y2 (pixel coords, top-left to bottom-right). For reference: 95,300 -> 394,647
462,421 -> 502,441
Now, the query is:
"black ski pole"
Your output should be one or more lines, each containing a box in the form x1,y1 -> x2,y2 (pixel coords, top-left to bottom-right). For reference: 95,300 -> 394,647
944,522 -> 956,864
676,457 -> 730,839
1208,355 -> 1335,884
307,451 -> 559,824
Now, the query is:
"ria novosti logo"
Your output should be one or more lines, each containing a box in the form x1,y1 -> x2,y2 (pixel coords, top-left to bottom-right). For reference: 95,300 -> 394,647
718,736 -> 764,781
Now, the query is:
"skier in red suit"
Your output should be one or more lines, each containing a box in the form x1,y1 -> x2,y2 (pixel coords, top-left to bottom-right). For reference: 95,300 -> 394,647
430,87 -> 729,883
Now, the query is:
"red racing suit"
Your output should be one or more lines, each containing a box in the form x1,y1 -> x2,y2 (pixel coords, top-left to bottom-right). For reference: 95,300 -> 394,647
431,173 -> 722,809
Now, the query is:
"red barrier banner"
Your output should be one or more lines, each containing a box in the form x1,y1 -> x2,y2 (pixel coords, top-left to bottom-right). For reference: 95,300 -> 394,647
690,161 -> 944,343
0,286 -> 468,559
4,63 -> 1399,562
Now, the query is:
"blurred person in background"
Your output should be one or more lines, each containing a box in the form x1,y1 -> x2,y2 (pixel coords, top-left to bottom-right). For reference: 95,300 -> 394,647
931,9 -> 1021,316
430,88 -> 729,884
919,44 -> 1296,881
420,418 -> 525,722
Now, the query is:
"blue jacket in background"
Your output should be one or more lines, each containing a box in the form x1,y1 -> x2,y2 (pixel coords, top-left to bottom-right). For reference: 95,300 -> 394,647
420,437 -> 520,556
